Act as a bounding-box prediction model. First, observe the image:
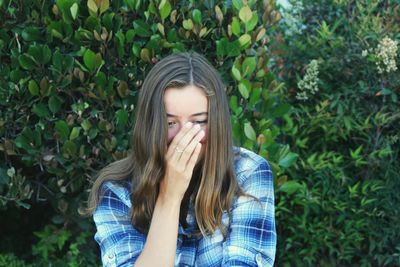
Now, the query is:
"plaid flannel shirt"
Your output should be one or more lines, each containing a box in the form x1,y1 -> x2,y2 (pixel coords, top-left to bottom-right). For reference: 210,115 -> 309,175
93,147 -> 276,267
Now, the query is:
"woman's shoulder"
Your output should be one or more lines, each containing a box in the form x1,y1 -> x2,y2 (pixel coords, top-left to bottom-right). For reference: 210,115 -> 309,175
233,146 -> 273,185
99,179 -> 132,208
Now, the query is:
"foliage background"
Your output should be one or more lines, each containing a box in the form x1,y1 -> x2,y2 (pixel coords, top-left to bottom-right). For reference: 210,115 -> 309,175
0,0 -> 399,266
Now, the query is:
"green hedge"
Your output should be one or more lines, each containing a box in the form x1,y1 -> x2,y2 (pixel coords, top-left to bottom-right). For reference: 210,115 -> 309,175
0,0 -> 292,265
275,0 -> 400,266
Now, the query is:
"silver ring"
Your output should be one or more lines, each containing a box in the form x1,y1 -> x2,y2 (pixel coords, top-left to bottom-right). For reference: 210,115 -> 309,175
175,147 -> 184,153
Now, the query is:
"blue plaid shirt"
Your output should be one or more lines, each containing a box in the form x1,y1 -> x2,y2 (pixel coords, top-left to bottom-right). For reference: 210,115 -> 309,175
93,147 -> 276,266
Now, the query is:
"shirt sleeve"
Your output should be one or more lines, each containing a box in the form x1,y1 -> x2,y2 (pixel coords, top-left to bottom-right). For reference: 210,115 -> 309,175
93,182 -> 145,267
222,160 -> 277,267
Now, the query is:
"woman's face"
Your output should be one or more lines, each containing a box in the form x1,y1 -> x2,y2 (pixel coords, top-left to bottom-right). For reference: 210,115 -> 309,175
164,85 -> 209,162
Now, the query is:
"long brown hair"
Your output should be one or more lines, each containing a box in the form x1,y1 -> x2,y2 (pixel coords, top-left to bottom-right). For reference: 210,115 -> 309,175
85,52 -> 241,236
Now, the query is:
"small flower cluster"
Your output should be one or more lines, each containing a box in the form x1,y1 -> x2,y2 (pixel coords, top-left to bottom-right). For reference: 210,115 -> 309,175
296,59 -> 320,100
280,0 -> 306,37
375,36 -> 398,74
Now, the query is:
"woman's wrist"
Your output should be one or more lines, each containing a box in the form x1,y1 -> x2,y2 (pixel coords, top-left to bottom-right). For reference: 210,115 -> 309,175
156,193 -> 182,211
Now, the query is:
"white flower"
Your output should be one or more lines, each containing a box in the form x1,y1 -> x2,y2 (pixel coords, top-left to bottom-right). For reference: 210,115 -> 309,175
296,59 -> 320,100
375,36 -> 398,74
362,50 -> 368,57
279,0 -> 306,37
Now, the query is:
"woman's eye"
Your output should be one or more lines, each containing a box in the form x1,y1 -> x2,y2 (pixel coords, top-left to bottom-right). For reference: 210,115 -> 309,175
194,120 -> 208,125
168,121 -> 177,128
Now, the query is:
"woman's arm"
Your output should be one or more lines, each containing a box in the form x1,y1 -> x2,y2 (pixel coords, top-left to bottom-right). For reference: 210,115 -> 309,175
134,196 -> 181,267
135,122 -> 204,267
222,158 -> 277,267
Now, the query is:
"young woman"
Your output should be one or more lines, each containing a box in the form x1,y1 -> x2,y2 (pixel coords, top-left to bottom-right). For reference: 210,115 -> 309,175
86,52 -> 276,266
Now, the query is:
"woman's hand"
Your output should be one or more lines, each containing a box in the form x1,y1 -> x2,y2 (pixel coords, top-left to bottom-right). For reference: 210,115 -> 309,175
159,122 -> 205,204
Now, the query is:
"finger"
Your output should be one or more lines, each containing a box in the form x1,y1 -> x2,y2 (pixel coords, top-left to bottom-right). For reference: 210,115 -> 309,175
166,122 -> 193,158
169,124 -> 202,160
178,129 -> 205,166
175,124 -> 202,152
185,143 -> 202,175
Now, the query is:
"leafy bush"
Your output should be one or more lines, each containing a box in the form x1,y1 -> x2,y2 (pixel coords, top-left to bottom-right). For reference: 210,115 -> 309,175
0,253 -> 32,267
274,0 -> 400,266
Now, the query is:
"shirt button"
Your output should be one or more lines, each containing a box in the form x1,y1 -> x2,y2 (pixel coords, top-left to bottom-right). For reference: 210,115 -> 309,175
256,253 -> 263,266
108,253 -> 115,259
187,234 -> 192,238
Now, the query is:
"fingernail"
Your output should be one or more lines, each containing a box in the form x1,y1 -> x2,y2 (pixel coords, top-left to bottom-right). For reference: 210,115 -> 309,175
186,122 -> 192,128
194,124 -> 201,130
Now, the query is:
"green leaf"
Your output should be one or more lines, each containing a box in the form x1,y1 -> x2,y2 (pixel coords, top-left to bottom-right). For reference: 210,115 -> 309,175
87,0 -> 98,16
99,0 -> 109,14
183,19 -> 193,30
126,29 -> 136,42
280,181 -> 303,195
238,80 -> 251,99
21,27 -> 41,41
239,34 -> 251,48
117,81 -> 129,98
52,50 -> 63,71
95,71 -> 107,87
81,119 -> 91,132
159,0 -> 171,22
279,152 -> 298,168
83,49 -> 102,71
216,38 -> 228,57
33,129 -> 42,147
244,122 -> 256,141
10,70 -> 24,83
55,120 -> 70,141
239,85 -> 249,100
231,17 -> 241,37
28,44 -> 50,65
16,202 -> 31,209
215,5 -> 223,24
70,3 -> 78,20
239,6 -> 252,23
245,13 -> 258,32
28,80 -> 39,96
15,128 -> 33,151
231,65 -> 241,81
69,127 -> 81,140
192,9 -> 202,24
133,20 -> 151,37
62,140 -> 77,156
132,43 -> 141,57
49,95 -> 62,114
18,54 -> 36,70
88,128 -> 98,139
226,41 -> 241,57
83,49 -> 96,71
32,103 -> 50,118
140,48 -> 151,62
242,57 -> 256,77
249,87 -> 262,107
229,95 -> 238,112
116,109 -> 128,125
232,0 -> 244,11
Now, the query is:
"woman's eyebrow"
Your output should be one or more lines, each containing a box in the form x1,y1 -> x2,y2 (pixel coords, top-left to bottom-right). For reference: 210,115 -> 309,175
166,112 -> 208,117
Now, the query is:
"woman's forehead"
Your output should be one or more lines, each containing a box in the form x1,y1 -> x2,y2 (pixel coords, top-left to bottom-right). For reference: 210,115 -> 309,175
164,85 -> 208,116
